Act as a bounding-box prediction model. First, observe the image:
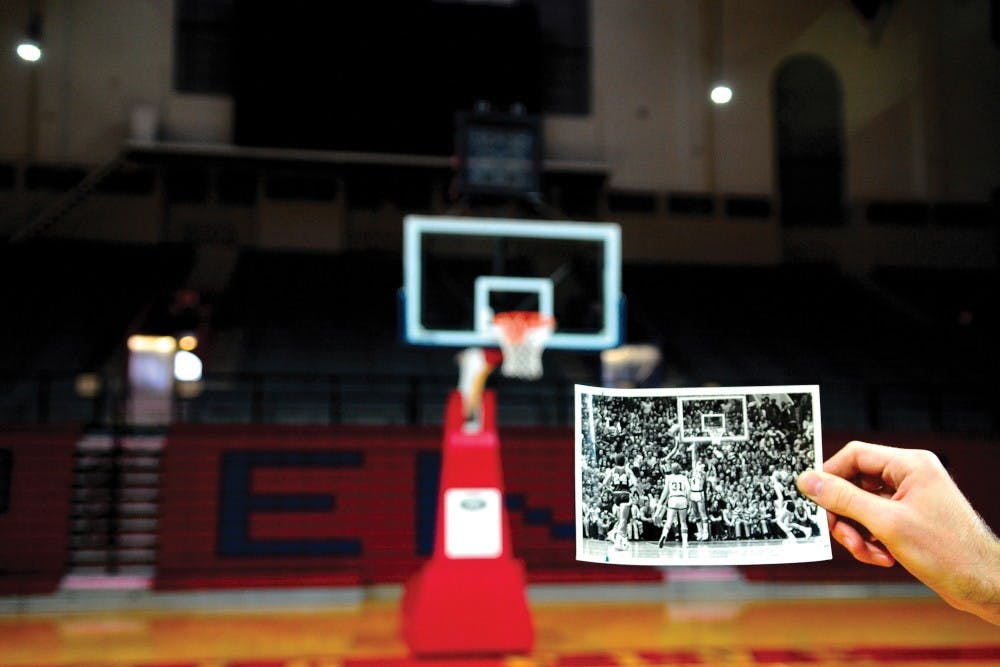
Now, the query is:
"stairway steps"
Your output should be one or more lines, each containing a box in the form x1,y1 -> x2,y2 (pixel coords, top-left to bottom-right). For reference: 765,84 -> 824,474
66,434 -> 164,582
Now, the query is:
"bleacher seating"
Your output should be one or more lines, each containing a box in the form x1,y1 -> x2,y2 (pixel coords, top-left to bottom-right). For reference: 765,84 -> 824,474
871,266 -> 998,338
213,248 -> 447,374
0,240 -> 194,370
621,263 -> 997,433
0,240 -> 996,591
0,239 -> 994,434
0,240 -> 195,422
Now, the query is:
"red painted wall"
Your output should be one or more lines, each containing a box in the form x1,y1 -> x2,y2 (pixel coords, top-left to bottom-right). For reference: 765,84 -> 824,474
3,424 -> 992,593
155,422 -> 645,590
157,425 -> 998,590
0,426 -> 78,595
156,424 -> 439,588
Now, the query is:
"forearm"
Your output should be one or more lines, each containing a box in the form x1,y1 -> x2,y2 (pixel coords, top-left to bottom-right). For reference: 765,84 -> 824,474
950,530 -> 1000,625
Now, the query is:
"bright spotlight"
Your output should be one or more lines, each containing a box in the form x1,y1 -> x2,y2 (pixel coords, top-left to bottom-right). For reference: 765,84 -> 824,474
174,350 -> 203,383
710,84 -> 733,105
16,41 -> 41,62
178,334 -> 198,352
128,334 -> 177,354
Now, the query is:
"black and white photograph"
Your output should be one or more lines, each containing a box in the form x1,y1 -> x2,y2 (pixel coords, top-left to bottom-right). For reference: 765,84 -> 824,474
576,385 -> 831,566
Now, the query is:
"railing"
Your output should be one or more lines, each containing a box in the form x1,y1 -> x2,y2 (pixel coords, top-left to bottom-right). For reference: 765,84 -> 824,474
0,372 -> 575,428
0,371 -> 996,435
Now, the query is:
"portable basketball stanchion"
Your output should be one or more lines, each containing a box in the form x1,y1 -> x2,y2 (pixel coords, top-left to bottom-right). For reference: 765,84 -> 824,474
401,388 -> 534,656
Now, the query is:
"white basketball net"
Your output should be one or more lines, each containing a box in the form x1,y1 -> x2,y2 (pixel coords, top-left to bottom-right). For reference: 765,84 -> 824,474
707,427 -> 725,447
492,311 -> 555,380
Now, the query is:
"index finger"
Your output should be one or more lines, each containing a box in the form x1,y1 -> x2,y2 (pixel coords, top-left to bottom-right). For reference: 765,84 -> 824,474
823,440 -> 900,480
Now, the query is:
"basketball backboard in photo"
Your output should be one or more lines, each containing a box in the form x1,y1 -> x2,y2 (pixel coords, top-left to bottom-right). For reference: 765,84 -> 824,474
677,395 -> 750,443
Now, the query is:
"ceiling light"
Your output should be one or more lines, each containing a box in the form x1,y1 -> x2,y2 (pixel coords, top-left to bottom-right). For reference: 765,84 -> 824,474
710,84 -> 733,105
16,41 -> 41,62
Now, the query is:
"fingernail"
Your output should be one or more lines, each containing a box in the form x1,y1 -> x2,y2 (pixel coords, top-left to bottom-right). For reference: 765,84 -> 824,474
798,470 -> 823,498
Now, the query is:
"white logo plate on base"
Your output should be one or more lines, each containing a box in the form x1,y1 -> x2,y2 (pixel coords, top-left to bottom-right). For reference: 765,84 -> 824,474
444,488 -> 503,559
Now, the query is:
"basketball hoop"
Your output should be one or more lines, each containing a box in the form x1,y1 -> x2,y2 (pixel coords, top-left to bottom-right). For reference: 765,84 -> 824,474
707,426 -> 725,449
492,311 -> 555,380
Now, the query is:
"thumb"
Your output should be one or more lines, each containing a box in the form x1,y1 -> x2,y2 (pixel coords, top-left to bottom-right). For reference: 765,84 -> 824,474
797,470 -> 890,527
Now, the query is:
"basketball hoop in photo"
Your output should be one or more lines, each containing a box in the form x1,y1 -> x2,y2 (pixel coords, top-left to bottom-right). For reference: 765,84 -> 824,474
707,426 -> 726,450
703,414 -> 728,451
492,311 -> 555,380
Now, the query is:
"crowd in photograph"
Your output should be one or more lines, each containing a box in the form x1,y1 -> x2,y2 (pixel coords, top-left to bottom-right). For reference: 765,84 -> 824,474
580,393 -> 821,543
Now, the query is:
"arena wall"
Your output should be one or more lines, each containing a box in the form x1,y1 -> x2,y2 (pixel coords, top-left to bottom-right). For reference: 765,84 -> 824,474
3,423 -> 995,593
155,423 -> 647,590
2,0 -> 998,200
0,426 -> 78,595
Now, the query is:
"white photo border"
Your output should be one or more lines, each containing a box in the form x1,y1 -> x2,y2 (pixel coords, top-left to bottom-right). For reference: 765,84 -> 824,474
574,384 -> 832,567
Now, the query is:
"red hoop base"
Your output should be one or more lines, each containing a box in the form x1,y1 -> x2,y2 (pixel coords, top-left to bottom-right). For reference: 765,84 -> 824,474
401,391 -> 534,657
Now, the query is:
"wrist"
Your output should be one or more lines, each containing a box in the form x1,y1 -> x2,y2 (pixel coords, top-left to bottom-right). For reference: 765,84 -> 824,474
974,534 -> 1000,624
952,529 -> 1000,625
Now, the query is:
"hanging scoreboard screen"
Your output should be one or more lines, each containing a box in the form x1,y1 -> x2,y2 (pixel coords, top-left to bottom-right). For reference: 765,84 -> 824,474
455,110 -> 542,198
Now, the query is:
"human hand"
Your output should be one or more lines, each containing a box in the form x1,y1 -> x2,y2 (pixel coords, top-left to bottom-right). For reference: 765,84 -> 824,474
797,441 -> 1000,625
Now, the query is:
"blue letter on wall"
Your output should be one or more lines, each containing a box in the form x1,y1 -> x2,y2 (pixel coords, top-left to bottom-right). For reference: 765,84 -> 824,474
218,450 -> 364,557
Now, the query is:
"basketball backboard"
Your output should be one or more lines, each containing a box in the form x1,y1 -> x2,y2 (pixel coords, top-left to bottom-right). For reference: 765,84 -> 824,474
401,215 -> 622,350
677,395 -> 750,443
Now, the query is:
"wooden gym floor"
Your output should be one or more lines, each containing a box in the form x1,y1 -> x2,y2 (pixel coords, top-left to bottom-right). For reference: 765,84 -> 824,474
1,585 -> 999,666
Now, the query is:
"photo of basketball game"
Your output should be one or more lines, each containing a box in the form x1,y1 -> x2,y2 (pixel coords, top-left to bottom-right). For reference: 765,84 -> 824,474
576,385 -> 831,566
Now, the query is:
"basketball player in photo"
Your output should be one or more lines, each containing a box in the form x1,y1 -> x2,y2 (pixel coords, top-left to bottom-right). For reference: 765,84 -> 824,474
688,461 -> 710,541
655,461 -> 691,548
602,453 -> 637,550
